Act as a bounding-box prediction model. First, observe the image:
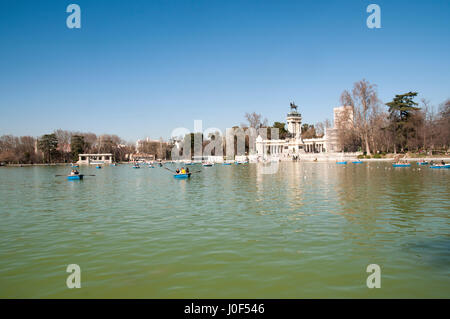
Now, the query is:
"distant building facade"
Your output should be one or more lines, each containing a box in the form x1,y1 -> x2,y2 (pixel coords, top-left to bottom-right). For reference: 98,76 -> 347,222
255,103 -> 354,158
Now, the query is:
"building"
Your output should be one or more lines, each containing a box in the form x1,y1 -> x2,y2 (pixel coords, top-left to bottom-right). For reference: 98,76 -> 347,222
255,103 -> 353,159
77,153 -> 113,165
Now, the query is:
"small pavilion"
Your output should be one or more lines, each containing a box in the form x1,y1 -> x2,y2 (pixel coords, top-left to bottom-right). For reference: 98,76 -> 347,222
77,153 -> 113,165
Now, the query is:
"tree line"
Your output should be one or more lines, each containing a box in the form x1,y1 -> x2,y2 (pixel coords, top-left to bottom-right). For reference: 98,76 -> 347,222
0,130 -> 137,164
337,79 -> 449,154
136,139 -> 173,160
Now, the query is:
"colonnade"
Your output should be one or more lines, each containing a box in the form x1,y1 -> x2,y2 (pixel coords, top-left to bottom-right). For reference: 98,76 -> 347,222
263,144 -> 284,155
304,143 -> 325,153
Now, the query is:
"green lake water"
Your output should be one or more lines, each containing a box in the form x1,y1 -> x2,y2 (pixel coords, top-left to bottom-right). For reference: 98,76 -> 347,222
0,162 -> 449,298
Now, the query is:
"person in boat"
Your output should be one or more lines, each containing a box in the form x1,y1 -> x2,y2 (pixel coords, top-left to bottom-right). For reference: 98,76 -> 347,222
180,167 -> 186,174
186,167 -> 190,174
70,170 -> 79,175
175,168 -> 180,174
442,160 -> 445,165
430,160 -> 434,165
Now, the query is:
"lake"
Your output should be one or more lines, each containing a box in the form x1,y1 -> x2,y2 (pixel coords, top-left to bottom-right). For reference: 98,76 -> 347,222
0,162 -> 449,298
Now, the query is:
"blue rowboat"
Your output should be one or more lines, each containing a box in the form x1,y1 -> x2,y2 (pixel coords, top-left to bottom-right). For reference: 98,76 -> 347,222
174,173 -> 191,179
148,166 -> 154,168
223,163 -> 232,165
352,161 -> 363,164
336,161 -> 347,164
430,164 -> 450,169
392,163 -> 411,167
417,162 -> 429,165
67,174 -> 83,180
132,166 -> 140,169
71,165 -> 79,168
203,163 -> 213,167
96,166 -> 102,169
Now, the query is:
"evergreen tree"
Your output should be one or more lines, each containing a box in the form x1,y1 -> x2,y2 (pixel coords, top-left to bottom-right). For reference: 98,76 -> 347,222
386,92 -> 420,152
70,135 -> 85,162
271,122 -> 288,139
38,133 -> 58,163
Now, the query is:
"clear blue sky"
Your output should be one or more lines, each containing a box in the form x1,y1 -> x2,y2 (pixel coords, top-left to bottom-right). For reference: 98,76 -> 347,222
0,0 -> 449,142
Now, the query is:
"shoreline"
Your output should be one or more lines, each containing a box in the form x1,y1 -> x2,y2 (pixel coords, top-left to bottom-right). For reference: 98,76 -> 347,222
296,157 -> 450,162
2,156 -> 450,167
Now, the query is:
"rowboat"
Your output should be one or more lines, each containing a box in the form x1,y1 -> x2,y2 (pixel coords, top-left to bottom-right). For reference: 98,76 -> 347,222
132,166 -> 140,169
174,173 -> 191,179
148,165 -> 155,168
111,163 -> 117,166
96,166 -> 102,169
392,163 -> 411,167
223,163 -> 232,165
430,164 -> 450,169
336,161 -> 347,164
416,161 -> 429,165
203,163 -> 213,167
352,161 -> 363,164
67,174 -> 83,180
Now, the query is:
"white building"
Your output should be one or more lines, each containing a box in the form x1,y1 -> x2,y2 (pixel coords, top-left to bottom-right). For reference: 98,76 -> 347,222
255,103 -> 353,159
78,153 -> 113,165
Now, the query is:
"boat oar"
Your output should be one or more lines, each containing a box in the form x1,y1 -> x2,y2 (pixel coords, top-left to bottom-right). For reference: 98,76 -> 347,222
163,166 -> 176,173
163,166 -> 200,174
55,174 -> 96,177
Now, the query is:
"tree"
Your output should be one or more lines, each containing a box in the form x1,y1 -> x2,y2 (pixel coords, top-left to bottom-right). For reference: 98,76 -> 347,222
436,99 -> 450,150
97,135 -> 115,153
17,136 -> 37,163
301,124 -> 316,139
315,122 -> 325,137
385,92 -> 420,152
244,112 -> 268,129
38,134 -> 59,163
351,79 -> 380,155
71,135 -> 86,162
271,122 -> 288,139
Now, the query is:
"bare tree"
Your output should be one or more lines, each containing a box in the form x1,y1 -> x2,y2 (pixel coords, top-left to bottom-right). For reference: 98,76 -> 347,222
437,99 -> 450,150
350,79 -> 380,155
340,90 -> 354,108
315,122 -> 325,137
244,112 -> 268,129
